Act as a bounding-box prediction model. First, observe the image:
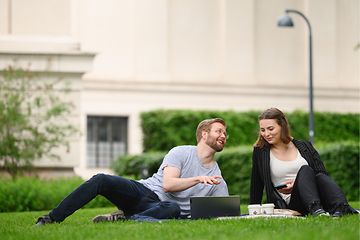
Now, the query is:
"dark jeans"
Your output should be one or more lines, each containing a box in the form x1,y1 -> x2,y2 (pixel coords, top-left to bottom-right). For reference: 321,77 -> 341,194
49,174 -> 180,222
288,165 -> 349,215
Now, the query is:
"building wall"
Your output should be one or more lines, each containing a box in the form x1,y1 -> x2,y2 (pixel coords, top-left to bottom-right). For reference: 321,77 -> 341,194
0,0 -> 359,178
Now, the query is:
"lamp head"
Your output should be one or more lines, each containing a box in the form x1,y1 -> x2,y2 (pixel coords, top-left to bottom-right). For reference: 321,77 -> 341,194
277,13 -> 294,27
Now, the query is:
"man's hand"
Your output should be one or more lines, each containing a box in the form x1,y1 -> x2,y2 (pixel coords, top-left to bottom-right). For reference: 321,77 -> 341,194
163,166 -> 223,192
197,175 -> 222,185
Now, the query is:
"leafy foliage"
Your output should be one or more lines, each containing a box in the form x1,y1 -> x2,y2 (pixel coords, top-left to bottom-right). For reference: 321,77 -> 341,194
0,177 -> 112,212
319,141 -> 360,201
0,66 -> 77,178
140,110 -> 359,152
112,151 -> 166,179
112,151 -> 166,180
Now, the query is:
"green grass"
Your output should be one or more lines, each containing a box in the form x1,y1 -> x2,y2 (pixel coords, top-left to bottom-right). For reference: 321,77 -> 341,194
1,203 -> 359,240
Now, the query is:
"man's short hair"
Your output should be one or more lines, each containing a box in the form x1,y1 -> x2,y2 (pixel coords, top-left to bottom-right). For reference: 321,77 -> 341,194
196,118 -> 226,143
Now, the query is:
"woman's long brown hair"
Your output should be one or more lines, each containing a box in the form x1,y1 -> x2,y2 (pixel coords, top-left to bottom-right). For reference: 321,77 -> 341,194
254,108 -> 292,148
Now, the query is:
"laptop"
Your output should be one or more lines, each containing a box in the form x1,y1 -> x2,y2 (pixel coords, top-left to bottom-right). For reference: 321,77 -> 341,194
190,195 -> 241,219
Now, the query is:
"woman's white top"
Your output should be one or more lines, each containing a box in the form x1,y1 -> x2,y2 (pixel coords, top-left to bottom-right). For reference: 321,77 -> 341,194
270,149 -> 308,204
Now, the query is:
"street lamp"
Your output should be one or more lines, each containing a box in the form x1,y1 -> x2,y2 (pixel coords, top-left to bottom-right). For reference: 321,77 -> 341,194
277,9 -> 314,143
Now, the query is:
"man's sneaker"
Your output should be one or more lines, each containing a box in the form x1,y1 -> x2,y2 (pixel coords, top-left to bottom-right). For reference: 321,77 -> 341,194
35,215 -> 53,226
92,210 -> 126,223
312,208 -> 330,217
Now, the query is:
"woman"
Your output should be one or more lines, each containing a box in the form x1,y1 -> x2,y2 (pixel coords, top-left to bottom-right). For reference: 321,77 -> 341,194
250,108 -> 358,217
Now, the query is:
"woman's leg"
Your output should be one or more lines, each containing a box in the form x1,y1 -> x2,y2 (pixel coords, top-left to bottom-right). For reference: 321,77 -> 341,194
315,173 -> 357,216
49,174 -> 152,222
288,165 -> 325,215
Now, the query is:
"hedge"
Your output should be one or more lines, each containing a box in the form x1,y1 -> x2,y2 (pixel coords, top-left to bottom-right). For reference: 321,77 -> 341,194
140,110 -> 359,152
1,142 -> 357,212
112,141 -> 359,204
0,177 -> 112,212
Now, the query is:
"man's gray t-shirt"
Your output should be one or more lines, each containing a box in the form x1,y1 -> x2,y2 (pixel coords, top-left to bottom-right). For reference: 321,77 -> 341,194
138,145 -> 229,216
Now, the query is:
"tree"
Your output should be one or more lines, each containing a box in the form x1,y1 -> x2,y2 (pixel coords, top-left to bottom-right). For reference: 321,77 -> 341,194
0,66 -> 78,179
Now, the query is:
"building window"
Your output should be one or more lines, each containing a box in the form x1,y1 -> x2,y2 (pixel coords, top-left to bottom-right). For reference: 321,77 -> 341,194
87,116 -> 128,168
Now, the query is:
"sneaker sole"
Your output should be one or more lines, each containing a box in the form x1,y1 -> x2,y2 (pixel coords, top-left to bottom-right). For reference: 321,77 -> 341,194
92,210 -> 125,223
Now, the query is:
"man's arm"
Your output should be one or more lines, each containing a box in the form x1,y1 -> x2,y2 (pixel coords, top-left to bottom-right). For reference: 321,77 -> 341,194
162,166 -> 222,193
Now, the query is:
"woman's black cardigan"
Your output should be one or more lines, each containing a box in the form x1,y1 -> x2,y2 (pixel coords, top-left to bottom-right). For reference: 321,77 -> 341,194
249,139 -> 328,208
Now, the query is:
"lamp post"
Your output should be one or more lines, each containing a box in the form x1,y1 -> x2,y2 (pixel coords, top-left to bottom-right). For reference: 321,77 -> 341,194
277,9 -> 314,143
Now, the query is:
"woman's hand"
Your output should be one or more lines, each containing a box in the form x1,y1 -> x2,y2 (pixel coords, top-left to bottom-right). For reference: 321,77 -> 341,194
278,180 -> 294,194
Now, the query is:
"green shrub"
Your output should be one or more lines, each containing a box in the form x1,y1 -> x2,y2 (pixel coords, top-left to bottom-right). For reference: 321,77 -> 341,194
141,110 -> 359,152
141,110 -> 259,152
319,141 -> 359,201
0,177 -> 112,212
113,142 -> 359,204
112,151 -> 166,180
215,146 -> 253,202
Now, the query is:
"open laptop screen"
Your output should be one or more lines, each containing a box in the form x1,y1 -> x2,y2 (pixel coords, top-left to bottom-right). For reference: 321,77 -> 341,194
190,195 -> 240,219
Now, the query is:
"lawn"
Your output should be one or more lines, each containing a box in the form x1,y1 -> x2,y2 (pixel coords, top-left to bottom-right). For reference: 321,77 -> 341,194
1,203 -> 359,240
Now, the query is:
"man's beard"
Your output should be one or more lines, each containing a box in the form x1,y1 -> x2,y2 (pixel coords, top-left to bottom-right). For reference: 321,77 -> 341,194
206,137 -> 224,152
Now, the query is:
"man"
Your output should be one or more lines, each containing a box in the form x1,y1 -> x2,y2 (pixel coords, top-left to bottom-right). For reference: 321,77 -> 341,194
36,118 -> 229,225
